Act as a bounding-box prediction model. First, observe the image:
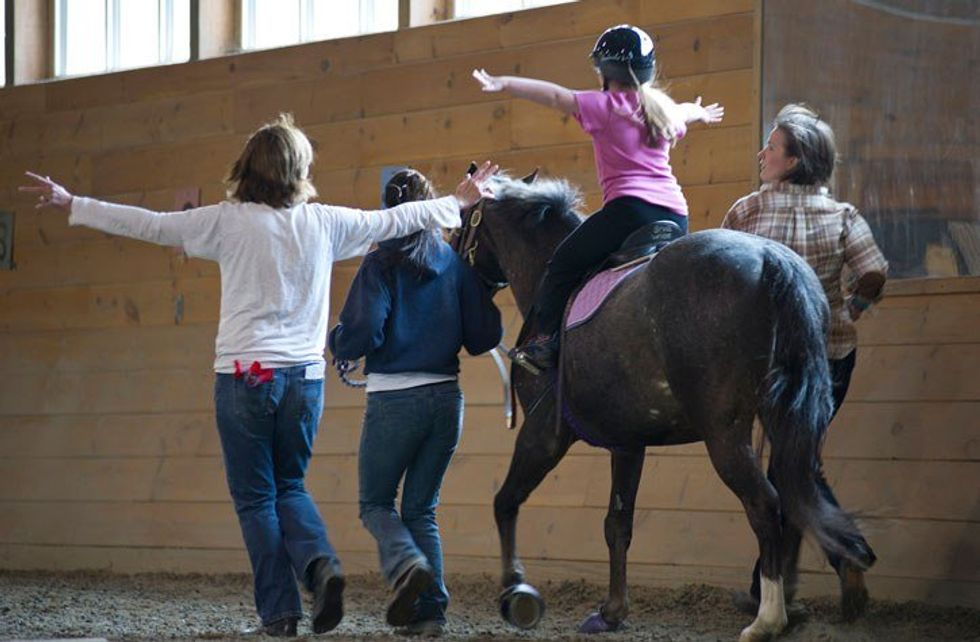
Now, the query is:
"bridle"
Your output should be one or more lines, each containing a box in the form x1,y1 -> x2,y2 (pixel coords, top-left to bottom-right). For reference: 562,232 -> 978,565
451,196 -> 523,428
451,197 -> 509,294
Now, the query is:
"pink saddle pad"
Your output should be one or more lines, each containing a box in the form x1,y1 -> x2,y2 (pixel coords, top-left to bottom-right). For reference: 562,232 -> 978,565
565,261 -> 647,330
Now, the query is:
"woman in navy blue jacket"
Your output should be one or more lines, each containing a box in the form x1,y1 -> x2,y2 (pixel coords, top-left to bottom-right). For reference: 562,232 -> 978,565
329,169 -> 502,636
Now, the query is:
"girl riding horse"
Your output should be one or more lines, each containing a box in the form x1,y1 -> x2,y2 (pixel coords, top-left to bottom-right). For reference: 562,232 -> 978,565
473,24 -> 723,371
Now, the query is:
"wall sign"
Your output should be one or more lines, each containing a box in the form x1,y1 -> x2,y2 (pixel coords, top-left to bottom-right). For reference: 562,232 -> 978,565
0,211 -> 13,270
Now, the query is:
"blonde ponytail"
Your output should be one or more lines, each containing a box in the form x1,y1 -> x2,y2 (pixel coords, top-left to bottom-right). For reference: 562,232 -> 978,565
636,82 -> 682,147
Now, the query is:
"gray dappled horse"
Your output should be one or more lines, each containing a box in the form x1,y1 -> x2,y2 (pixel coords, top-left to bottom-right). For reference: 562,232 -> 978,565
451,172 -> 875,641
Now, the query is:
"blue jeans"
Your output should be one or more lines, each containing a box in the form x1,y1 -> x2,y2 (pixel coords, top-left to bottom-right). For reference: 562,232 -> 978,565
359,381 -> 463,624
214,364 -> 338,626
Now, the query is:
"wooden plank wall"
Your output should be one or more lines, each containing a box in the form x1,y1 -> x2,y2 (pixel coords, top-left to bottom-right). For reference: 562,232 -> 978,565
0,0 -> 977,609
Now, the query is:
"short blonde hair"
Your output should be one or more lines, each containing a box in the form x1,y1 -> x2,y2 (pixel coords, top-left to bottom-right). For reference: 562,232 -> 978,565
226,113 -> 317,208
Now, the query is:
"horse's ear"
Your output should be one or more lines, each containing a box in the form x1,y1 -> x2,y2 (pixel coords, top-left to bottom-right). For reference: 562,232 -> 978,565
521,168 -> 540,184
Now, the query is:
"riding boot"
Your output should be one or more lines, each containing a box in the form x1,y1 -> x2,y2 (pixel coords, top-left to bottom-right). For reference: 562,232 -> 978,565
509,334 -> 558,374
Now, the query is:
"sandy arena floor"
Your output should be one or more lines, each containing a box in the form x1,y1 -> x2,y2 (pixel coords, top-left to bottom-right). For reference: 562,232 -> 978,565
1,571 -> 978,641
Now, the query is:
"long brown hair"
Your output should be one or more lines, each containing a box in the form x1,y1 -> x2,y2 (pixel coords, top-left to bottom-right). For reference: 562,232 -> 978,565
226,113 -> 316,208
378,168 -> 441,278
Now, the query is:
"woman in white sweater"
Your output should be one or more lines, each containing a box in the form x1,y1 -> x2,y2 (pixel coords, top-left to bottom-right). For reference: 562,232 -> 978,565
21,113 -> 495,638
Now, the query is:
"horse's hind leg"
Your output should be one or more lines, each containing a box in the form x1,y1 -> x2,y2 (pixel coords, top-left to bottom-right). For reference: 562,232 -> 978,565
703,416 -> 787,642
578,447 -> 644,634
494,403 -> 574,626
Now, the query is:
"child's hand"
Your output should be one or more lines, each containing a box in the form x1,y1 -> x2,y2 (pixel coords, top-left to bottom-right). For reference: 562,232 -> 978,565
472,69 -> 506,92
692,96 -> 725,124
19,171 -> 74,212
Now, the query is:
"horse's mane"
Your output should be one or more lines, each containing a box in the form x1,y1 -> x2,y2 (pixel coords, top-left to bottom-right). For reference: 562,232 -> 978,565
488,173 -> 585,230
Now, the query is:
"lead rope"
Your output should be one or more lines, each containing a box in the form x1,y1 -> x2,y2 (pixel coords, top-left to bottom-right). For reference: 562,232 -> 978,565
333,359 -> 367,388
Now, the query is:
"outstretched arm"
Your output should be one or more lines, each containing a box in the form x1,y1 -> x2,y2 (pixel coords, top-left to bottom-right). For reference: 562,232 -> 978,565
472,68 -> 577,114
675,96 -> 725,125
20,171 -> 223,259
327,160 -> 498,260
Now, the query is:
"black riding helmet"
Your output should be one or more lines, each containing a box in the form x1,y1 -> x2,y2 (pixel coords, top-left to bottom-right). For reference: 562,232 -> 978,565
589,24 -> 655,86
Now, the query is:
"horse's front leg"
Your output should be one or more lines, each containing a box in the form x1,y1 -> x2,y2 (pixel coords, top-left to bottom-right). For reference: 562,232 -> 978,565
494,401 -> 574,628
578,447 -> 644,634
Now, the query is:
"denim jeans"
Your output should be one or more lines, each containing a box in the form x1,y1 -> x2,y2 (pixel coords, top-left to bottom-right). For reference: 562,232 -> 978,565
214,363 -> 338,626
359,381 -> 463,624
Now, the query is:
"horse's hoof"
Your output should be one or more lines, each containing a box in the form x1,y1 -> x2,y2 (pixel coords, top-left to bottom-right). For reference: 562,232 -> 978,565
577,611 -> 622,634
738,624 -> 779,642
499,583 -> 544,629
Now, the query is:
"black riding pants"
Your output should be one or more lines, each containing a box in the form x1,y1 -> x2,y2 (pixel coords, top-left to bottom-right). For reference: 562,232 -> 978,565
533,197 -> 688,335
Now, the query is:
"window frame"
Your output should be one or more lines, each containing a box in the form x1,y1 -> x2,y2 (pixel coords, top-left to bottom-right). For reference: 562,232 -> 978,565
453,0 -> 575,20
240,0 -> 398,51
53,0 -> 190,78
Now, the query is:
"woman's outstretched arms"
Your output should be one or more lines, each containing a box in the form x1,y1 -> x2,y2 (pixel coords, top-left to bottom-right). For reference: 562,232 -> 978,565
21,171 -> 223,259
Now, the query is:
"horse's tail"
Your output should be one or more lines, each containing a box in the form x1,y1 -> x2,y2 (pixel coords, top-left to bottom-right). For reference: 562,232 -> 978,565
758,243 -> 876,570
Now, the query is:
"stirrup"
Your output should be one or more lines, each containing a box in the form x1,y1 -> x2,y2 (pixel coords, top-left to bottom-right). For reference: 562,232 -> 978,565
507,347 -> 542,376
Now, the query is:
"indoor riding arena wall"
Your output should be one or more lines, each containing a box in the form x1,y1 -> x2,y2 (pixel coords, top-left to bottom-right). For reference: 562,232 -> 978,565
0,0 -> 976,609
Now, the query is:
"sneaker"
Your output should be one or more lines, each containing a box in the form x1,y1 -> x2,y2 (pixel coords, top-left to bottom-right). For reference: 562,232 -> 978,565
387,560 -> 435,627
242,616 -> 298,637
309,557 -> 346,634
400,619 -> 444,637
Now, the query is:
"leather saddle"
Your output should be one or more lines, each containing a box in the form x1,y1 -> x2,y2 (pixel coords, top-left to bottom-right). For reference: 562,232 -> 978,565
565,220 -> 684,330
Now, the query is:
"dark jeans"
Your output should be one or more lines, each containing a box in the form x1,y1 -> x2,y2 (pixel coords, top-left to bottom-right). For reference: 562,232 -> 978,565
359,381 -> 464,624
750,349 -> 859,599
214,364 -> 338,626
533,196 -> 688,335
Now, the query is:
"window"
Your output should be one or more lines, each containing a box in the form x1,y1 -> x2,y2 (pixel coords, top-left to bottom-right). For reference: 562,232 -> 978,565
54,0 -> 190,77
241,0 -> 398,51
1,1 -> 5,86
762,0 -> 980,278
454,0 -> 574,19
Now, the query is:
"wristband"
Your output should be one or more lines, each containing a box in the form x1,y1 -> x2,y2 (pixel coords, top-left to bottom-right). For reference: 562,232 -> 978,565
850,295 -> 873,312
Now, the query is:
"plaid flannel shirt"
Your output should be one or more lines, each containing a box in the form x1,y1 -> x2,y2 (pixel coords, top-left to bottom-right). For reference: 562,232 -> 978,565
721,182 -> 888,358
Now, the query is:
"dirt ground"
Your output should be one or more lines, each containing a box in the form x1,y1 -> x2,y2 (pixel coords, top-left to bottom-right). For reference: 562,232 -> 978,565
1,571 -> 978,641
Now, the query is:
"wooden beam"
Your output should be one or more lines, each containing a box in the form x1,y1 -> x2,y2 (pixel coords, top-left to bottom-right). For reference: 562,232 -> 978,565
10,0 -> 50,83
4,0 -> 13,86
194,0 -> 237,60
408,0 -> 453,26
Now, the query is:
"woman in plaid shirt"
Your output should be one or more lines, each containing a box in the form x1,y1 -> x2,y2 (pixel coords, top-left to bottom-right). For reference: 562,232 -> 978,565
722,104 -> 888,621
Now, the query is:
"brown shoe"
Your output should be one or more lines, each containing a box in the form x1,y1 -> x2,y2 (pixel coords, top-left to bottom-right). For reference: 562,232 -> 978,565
242,617 -> 298,637
400,619 -> 444,637
839,561 -> 870,622
309,557 -> 346,633
387,560 -> 435,627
